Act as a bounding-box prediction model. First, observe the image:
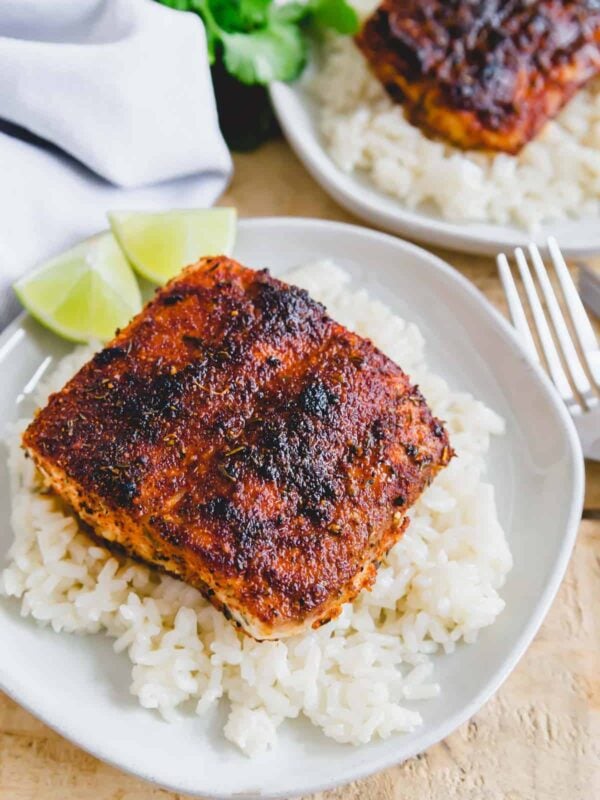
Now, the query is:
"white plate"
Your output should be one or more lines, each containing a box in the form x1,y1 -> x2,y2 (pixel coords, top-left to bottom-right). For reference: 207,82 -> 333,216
270,81 -> 600,257
0,218 -> 584,798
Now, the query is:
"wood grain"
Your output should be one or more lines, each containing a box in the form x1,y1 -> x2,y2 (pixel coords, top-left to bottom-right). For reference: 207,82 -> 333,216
1,138 -> 599,800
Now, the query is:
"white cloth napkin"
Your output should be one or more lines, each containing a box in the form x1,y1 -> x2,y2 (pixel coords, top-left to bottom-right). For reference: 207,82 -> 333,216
0,0 -> 232,328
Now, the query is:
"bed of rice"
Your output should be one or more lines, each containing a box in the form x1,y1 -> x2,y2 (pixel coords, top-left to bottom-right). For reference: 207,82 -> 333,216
0,262 -> 512,757
311,2 -> 600,229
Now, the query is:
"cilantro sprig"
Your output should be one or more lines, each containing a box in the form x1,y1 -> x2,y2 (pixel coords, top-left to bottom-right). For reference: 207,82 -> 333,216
159,0 -> 358,85
157,0 -> 359,149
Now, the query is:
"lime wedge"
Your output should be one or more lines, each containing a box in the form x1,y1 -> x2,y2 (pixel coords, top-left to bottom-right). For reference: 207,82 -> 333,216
14,233 -> 142,343
108,208 -> 237,284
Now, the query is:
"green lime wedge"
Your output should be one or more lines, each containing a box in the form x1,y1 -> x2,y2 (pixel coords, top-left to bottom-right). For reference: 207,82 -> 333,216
14,233 -> 142,343
108,208 -> 237,285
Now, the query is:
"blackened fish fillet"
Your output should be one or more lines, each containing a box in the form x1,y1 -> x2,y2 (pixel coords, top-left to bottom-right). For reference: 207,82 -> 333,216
356,0 -> 600,154
23,256 -> 452,639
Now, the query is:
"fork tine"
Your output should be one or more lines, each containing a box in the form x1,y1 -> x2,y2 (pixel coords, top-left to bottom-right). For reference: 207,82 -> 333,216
547,237 -> 600,386
496,253 -> 539,363
528,243 -> 598,409
514,247 -> 581,414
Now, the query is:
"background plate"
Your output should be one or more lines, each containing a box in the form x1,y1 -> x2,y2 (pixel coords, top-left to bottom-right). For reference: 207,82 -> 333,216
270,81 -> 600,257
0,218 -> 584,798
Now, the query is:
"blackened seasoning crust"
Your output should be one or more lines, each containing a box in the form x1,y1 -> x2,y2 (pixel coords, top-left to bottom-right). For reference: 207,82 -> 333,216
23,256 -> 453,640
356,0 -> 600,154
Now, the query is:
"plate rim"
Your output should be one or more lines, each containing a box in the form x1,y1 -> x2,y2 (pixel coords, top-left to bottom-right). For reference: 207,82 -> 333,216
0,216 -> 585,798
269,81 -> 600,258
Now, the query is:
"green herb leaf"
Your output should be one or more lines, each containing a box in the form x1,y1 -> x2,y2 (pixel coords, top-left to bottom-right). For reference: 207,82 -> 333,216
221,23 -> 306,84
154,0 -> 358,102
309,0 -> 359,34
208,0 -> 271,32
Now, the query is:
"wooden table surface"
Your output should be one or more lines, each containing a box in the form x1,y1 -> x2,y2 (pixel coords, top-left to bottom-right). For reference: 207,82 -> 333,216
1,139 -> 599,800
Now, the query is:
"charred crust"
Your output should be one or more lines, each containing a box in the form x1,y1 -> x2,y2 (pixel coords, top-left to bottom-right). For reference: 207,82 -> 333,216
182,334 -> 205,348
298,378 -> 339,418
251,279 -> 325,337
161,293 -> 185,306
93,346 -> 125,366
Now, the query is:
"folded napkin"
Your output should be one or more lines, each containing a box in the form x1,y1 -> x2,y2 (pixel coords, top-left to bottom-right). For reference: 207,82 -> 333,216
0,0 -> 232,328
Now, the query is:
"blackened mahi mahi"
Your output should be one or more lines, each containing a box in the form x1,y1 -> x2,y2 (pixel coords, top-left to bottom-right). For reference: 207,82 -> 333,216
356,0 -> 600,154
23,257 -> 453,640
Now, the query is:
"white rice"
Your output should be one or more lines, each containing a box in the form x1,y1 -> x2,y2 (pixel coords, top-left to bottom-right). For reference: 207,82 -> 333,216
311,3 -> 600,229
0,262 -> 512,757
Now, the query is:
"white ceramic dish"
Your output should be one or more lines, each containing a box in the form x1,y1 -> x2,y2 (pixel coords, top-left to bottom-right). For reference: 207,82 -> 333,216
0,218 -> 584,798
270,81 -> 600,257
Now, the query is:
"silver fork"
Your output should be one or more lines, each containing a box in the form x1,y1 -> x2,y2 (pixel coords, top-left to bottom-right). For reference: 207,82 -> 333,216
497,238 -> 600,461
